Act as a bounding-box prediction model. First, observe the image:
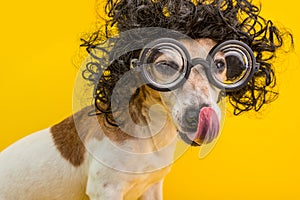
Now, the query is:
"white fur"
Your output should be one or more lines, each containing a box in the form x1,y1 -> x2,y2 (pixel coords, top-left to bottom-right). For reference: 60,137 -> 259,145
0,128 -> 174,200
0,129 -> 88,200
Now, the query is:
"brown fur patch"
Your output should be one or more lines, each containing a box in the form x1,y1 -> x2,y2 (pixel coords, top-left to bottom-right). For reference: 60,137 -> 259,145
50,115 -> 86,167
50,107 -> 106,167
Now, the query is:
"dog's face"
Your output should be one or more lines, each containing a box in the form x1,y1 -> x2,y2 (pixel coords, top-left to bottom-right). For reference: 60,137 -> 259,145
158,38 -> 226,146
98,36 -> 227,148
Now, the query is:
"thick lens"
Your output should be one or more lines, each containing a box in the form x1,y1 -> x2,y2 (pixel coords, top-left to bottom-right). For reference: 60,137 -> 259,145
208,41 -> 256,90
145,47 -> 184,85
139,39 -> 189,91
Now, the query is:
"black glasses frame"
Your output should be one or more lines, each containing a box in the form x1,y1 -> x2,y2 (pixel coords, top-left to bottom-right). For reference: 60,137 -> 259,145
132,38 -> 259,92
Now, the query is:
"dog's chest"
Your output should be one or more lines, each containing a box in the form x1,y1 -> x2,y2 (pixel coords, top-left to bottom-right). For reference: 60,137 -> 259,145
87,137 -> 174,198
124,167 -> 170,199
90,161 -> 170,200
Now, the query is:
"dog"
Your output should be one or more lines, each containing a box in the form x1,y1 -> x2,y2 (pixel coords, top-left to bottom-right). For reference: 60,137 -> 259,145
0,0 -> 292,199
0,38 -> 223,200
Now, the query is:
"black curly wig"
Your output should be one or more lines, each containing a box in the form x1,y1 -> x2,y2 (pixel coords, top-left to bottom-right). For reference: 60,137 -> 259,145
80,0 -> 293,126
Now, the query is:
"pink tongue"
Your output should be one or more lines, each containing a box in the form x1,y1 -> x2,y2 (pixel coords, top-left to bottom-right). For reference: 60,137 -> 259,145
194,107 -> 220,143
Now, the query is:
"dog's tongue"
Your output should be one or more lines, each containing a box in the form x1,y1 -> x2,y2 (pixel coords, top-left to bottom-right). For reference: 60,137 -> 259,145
187,107 -> 220,144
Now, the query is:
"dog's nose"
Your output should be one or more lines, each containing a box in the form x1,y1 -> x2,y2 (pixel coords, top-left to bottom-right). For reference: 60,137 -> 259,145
183,108 -> 199,131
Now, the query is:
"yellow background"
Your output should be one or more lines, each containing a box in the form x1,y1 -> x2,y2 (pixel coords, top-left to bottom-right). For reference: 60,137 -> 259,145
0,0 -> 299,199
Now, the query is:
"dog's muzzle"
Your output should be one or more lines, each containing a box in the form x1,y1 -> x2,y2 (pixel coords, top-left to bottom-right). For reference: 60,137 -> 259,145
179,106 -> 220,146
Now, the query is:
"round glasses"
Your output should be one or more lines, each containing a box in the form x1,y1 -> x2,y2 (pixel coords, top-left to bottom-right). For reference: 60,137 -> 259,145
133,38 -> 259,91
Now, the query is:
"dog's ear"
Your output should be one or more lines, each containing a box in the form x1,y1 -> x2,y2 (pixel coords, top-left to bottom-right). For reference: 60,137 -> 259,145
128,86 -> 162,126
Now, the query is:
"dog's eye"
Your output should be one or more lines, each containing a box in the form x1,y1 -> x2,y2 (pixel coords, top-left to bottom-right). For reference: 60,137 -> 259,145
154,61 -> 180,76
214,59 -> 226,73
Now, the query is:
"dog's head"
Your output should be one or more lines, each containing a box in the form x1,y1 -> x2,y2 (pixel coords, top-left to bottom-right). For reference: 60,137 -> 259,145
82,32 -> 254,146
